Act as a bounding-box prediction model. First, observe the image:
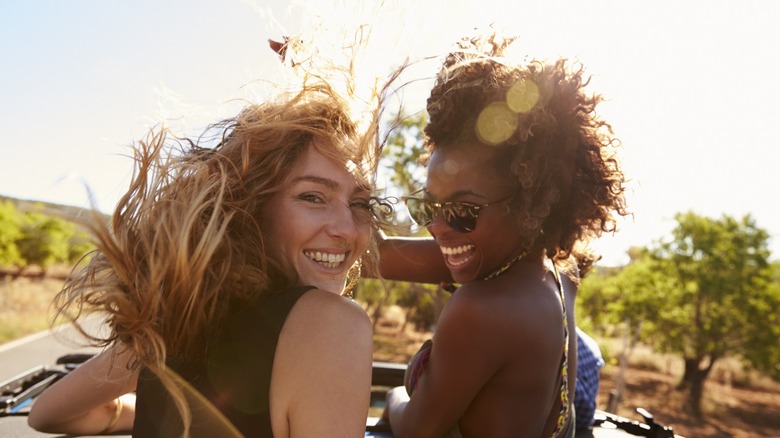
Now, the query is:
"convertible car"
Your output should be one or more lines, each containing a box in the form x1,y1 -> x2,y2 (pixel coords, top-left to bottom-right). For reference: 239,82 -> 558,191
1,355 -> 680,437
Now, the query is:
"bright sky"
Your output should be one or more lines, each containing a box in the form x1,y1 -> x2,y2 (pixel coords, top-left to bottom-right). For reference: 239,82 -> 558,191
1,0 -> 779,266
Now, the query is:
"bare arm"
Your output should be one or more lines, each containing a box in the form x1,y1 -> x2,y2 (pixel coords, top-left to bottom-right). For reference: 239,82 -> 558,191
28,344 -> 138,435
272,290 -> 374,437
386,275 -> 565,437
385,289 -> 505,437
376,231 -> 452,284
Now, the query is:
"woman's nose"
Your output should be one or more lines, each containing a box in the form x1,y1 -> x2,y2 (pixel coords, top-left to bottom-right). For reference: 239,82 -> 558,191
426,207 -> 450,236
326,201 -> 361,240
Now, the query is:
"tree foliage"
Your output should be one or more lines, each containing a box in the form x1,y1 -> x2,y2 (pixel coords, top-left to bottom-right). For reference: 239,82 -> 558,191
381,111 -> 428,196
650,214 -> 773,355
0,201 -> 23,266
744,261 -> 780,380
583,211 -> 779,417
577,266 -> 619,329
16,212 -> 73,272
356,277 -> 449,332
0,200 -> 95,273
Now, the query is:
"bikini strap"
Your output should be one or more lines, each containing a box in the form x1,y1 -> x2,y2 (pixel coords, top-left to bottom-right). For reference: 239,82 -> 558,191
549,261 -> 570,437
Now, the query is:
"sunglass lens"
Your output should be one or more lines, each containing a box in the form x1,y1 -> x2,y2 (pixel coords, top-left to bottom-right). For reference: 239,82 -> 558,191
443,207 -> 476,233
405,198 -> 481,232
405,198 -> 434,227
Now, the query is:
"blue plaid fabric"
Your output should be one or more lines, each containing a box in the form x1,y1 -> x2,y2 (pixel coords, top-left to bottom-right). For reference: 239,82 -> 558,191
574,328 -> 604,431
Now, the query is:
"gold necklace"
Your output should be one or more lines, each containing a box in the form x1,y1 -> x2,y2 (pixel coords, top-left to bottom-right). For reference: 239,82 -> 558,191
483,252 -> 526,280
441,252 -> 526,292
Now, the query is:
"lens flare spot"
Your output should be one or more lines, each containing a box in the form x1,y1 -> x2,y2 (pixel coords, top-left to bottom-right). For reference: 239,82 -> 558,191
476,102 -> 518,145
506,79 -> 539,113
442,157 -> 461,177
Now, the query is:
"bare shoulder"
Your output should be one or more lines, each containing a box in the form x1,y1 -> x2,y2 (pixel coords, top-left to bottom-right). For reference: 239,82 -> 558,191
443,267 -> 565,351
290,289 -> 371,335
277,289 -> 372,360
448,265 -> 556,319
271,290 -> 373,436
272,289 -> 373,391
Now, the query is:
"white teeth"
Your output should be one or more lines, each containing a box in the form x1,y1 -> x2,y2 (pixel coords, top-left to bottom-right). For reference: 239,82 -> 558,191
440,244 -> 474,255
305,251 -> 346,268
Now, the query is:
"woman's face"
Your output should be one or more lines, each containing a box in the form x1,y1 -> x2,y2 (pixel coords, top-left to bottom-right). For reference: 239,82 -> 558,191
424,145 -> 523,284
264,144 -> 372,293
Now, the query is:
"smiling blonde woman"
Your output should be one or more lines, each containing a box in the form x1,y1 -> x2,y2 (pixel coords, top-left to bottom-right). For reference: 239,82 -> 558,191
28,78 -> 394,437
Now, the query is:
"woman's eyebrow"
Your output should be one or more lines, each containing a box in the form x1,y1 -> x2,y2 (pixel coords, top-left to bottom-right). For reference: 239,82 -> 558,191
291,175 -> 368,196
290,175 -> 339,190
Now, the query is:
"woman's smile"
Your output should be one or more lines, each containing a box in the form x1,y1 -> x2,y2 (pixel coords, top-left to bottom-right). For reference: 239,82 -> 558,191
438,244 -> 475,268
304,250 -> 348,269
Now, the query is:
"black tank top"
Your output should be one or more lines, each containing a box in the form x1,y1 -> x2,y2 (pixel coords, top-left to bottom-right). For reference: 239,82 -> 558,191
133,286 -> 314,437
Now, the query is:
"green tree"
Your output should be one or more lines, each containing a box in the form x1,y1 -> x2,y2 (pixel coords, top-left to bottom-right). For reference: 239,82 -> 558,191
739,260 -> 780,382
16,212 -> 74,272
586,254 -> 676,412
610,255 -> 677,338
381,111 -> 428,196
0,201 -> 23,267
645,212 -> 776,417
578,262 -> 634,331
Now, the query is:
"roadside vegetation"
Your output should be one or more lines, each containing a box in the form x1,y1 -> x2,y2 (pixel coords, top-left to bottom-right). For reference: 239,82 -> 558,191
2,226 -> 779,437
0,272 -> 64,343
0,196 -> 94,344
0,198 -> 95,277
2,114 -> 779,436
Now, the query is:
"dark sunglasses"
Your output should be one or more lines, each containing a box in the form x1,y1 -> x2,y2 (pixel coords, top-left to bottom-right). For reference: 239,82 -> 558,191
403,190 -> 515,233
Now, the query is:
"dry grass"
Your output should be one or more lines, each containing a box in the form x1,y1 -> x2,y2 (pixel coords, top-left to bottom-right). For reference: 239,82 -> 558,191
0,275 -> 63,344
599,362 -> 780,437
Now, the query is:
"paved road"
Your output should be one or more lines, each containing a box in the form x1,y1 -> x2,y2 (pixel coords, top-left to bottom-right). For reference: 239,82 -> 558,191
0,315 -> 107,382
0,315 -> 123,438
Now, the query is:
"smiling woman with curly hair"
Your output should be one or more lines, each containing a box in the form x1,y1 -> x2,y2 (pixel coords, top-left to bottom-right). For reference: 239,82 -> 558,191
380,32 -> 628,437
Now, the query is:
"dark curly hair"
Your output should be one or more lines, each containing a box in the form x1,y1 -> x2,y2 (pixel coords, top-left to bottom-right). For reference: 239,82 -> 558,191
424,33 -> 628,269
